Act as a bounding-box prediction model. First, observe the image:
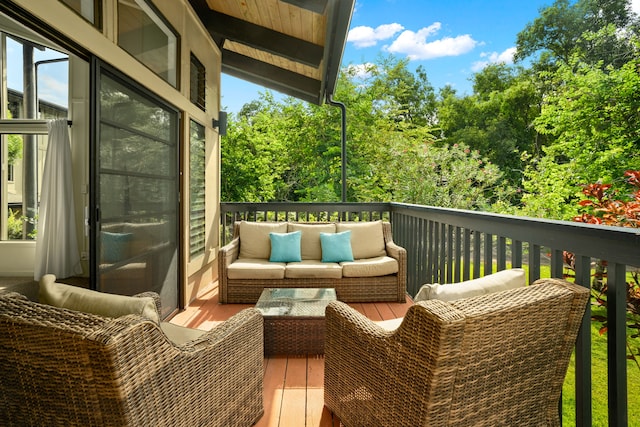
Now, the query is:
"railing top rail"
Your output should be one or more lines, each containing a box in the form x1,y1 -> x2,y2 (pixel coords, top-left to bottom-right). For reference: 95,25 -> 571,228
221,202 -> 391,211
390,202 -> 640,267
220,201 -> 639,266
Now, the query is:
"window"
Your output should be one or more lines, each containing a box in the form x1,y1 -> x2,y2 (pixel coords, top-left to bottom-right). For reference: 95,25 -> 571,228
117,0 -> 178,87
1,33 -> 69,240
189,120 -> 205,259
190,53 -> 206,110
59,0 -> 102,28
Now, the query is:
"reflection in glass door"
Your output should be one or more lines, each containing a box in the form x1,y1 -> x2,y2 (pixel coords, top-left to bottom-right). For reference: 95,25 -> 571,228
93,64 -> 179,318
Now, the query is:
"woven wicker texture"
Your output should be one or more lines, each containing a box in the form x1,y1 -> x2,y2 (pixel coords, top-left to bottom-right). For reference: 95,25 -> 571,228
256,288 -> 337,355
218,221 -> 407,303
324,278 -> 590,427
0,292 -> 264,427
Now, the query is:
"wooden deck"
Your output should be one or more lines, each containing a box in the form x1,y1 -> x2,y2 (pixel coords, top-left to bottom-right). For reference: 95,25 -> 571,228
170,283 -> 413,427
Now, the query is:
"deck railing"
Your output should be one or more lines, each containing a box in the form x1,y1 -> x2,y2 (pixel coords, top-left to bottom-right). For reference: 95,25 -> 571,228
220,201 -> 640,427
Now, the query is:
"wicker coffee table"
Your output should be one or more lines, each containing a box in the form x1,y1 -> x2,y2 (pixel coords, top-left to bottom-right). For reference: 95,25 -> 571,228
255,288 -> 337,356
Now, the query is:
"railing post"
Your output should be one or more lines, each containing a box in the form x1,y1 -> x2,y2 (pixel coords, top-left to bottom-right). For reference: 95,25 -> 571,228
574,255 -> 592,427
607,263 -> 628,427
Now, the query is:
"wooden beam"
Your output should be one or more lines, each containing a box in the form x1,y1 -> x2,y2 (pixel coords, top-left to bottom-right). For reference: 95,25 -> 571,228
280,0 -> 328,14
221,50 -> 321,104
188,0 -> 323,67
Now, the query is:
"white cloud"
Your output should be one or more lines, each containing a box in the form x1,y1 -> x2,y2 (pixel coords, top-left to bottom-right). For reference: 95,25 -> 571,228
345,62 -> 377,79
632,0 -> 640,14
348,23 -> 404,48
471,47 -> 517,71
384,22 -> 478,60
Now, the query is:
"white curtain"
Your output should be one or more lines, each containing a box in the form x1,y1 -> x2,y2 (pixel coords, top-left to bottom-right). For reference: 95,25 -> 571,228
34,119 -> 82,280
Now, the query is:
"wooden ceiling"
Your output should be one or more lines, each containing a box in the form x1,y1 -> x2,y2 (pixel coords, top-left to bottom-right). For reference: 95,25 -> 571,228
188,0 -> 354,105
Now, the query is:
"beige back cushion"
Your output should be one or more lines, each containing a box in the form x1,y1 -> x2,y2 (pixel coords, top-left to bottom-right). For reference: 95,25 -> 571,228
336,220 -> 386,259
39,274 -> 160,324
238,221 -> 288,259
414,268 -> 527,302
288,223 -> 336,260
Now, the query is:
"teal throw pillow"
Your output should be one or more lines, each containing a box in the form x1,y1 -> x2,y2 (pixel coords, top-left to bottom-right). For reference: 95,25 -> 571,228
320,230 -> 354,262
269,231 -> 302,262
101,231 -> 133,263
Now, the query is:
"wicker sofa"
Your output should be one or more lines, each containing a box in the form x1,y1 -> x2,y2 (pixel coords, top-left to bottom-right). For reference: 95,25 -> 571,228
324,278 -> 590,427
218,220 -> 407,303
0,275 -> 264,427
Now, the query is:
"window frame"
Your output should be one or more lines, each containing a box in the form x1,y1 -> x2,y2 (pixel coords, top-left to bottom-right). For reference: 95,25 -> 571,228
59,0 -> 103,29
116,0 -> 180,88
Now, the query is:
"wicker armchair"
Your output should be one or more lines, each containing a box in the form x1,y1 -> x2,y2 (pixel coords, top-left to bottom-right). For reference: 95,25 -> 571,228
324,278 -> 590,427
0,291 -> 264,427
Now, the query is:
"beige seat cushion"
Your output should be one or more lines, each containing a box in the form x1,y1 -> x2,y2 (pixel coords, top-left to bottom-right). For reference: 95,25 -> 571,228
285,260 -> 343,279
341,256 -> 398,277
160,322 -> 207,346
238,221 -> 288,259
336,221 -> 386,259
414,268 -> 527,302
288,223 -> 336,260
39,274 -> 160,324
227,259 -> 286,279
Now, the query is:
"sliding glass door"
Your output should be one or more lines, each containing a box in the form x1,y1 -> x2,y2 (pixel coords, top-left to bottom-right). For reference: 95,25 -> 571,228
93,63 -> 179,318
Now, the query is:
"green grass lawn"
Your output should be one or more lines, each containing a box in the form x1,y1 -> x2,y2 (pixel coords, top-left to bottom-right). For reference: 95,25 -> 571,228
562,305 -> 640,426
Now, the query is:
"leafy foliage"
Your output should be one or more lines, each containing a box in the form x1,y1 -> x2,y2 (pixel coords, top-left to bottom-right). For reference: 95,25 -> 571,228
438,64 -> 543,200
520,55 -> 640,219
565,170 -> 640,369
221,57 -> 513,209
515,0 -> 635,68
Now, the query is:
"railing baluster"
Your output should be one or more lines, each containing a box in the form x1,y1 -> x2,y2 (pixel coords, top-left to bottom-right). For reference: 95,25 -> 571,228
497,236 -> 506,271
446,225 -> 454,283
427,220 -> 433,283
439,223 -> 446,282
473,231 -> 481,278
463,229 -> 471,281
529,244 -> 541,282
434,221 -> 441,283
574,255 -> 592,427
607,262 -> 628,427
551,249 -> 564,278
484,233 -> 493,274
513,240 -> 522,268
454,226 -> 462,282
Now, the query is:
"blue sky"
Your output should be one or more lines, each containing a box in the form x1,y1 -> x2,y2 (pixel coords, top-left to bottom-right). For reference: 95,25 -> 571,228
6,1 -> 640,113
221,0 -> 640,114
6,37 -> 70,108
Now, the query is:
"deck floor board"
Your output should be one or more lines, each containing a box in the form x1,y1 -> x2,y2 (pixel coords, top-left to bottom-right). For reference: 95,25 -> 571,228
170,283 -> 413,427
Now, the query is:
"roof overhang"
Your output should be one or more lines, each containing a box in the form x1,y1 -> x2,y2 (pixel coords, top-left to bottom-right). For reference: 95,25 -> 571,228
188,0 -> 354,105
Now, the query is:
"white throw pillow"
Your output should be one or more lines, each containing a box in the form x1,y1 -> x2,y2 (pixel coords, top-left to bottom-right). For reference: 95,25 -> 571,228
414,268 -> 527,302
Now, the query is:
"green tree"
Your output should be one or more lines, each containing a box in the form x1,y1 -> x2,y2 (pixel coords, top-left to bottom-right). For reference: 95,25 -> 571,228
388,139 -> 506,210
220,95 -> 290,202
520,56 -> 640,219
515,0 -> 636,68
221,55 -> 510,209
437,64 -> 542,201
